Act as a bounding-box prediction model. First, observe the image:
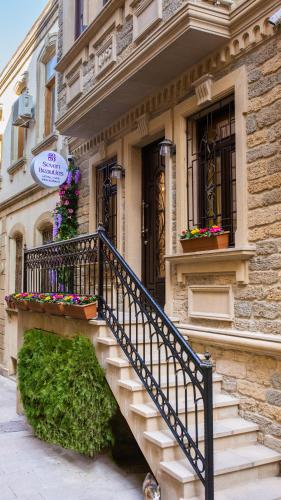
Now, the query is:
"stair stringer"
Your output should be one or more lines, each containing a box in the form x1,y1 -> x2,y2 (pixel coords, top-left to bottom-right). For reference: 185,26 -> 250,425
90,319 -> 281,500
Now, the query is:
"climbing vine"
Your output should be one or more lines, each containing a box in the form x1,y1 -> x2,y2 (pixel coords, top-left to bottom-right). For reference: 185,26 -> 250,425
53,159 -> 81,240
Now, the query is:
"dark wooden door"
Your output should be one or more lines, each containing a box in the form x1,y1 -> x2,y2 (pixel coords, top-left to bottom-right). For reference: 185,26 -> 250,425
96,158 -> 117,246
142,139 -> 166,308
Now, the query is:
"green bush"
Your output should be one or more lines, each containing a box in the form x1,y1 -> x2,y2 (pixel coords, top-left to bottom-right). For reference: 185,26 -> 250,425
18,329 -> 117,456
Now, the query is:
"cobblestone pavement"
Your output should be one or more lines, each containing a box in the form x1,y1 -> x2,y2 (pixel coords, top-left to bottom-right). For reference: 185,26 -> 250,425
0,376 -> 144,500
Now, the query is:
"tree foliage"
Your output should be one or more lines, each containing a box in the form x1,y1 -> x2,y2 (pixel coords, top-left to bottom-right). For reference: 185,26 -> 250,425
18,329 -> 117,456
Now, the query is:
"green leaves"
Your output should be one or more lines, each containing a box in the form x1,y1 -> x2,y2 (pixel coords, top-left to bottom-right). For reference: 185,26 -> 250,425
18,330 -> 117,456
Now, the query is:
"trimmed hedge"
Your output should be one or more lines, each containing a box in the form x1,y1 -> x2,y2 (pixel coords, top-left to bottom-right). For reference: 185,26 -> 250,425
18,329 -> 117,456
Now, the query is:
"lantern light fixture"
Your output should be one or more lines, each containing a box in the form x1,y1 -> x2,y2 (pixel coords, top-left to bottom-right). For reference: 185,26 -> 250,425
159,139 -> 176,157
110,164 -> 125,179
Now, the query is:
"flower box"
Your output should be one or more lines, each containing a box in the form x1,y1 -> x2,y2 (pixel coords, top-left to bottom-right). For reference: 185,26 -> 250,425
43,302 -> 65,316
180,232 -> 230,253
28,301 -> 45,313
16,301 -> 30,311
63,302 -> 97,320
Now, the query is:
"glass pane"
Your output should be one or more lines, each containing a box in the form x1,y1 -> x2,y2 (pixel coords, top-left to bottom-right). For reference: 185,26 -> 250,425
46,55 -> 56,82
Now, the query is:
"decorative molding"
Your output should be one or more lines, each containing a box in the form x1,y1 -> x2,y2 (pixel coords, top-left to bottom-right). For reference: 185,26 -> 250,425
95,35 -> 117,77
188,285 -> 234,322
31,133 -> 59,156
98,141 -> 107,160
58,3 -> 274,147
193,74 -> 214,106
0,0 -> 58,96
66,68 -> 83,105
133,0 -> 163,42
7,157 -> 27,180
14,72 -> 28,96
40,33 -> 57,64
136,113 -> 150,137
166,248 -> 256,285
179,323 -> 281,357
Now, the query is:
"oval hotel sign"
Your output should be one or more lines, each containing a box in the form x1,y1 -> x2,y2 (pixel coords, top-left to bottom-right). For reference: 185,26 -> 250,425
30,151 -> 68,188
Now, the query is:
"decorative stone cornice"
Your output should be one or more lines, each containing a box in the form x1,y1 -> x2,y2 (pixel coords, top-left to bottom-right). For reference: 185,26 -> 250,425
7,157 -> 27,180
14,71 -> 29,96
70,8 -> 274,160
0,0 -> 58,96
31,133 -> 59,156
193,74 -> 214,106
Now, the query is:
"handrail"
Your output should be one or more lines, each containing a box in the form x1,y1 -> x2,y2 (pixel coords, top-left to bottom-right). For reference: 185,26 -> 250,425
23,228 -> 214,499
98,227 -> 214,500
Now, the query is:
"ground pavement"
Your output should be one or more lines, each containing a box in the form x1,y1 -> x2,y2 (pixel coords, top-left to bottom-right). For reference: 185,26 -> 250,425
0,376 -> 144,500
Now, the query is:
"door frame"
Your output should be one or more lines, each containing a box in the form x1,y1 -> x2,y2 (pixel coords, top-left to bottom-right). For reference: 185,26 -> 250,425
123,110 -> 174,313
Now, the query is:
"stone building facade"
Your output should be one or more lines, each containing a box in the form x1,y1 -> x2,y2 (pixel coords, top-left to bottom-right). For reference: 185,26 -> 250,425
0,0 -> 66,374
54,0 -> 281,452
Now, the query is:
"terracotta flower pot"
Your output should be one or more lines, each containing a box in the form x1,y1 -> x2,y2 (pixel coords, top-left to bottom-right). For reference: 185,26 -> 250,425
28,301 -> 45,313
16,301 -> 29,311
43,302 -> 65,316
63,302 -> 97,320
180,232 -> 230,253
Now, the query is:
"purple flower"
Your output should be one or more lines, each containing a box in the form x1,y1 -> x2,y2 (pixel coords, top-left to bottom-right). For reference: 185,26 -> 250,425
57,213 -> 63,229
74,169 -> 81,184
66,171 -> 73,185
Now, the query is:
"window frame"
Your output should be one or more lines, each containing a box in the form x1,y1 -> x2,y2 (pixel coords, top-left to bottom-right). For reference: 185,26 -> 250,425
75,0 -> 85,39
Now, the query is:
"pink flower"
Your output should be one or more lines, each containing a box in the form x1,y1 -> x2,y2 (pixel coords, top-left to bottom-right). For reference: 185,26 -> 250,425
75,190 -> 80,196
64,200 -> 70,206
68,208 -> 74,214
199,228 -> 208,234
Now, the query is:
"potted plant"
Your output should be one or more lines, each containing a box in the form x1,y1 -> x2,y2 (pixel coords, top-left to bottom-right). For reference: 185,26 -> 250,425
43,294 -> 65,316
26,294 -> 45,313
6,293 -> 30,311
179,226 -> 230,253
62,295 -> 97,320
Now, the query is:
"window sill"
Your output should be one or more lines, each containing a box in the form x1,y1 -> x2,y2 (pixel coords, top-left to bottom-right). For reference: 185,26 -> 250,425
31,133 -> 58,156
7,157 -> 26,180
165,247 -> 256,285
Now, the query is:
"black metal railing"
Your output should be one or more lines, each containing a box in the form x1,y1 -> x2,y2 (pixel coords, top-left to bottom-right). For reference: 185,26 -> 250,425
24,228 -> 214,500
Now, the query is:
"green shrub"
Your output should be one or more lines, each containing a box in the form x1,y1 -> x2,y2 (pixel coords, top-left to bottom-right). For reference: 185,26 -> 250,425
18,329 -> 117,456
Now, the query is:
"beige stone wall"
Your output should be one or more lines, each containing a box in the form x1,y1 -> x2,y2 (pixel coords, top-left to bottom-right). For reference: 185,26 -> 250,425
191,339 -> 281,452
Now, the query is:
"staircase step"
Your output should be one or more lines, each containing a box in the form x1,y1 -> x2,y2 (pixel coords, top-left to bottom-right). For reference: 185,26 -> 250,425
144,417 -> 258,449
130,392 -> 239,419
201,476 -> 281,500
160,444 -> 281,485
118,373 -> 222,393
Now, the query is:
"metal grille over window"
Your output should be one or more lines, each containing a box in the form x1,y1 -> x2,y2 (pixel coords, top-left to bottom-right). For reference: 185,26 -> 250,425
187,97 -> 236,246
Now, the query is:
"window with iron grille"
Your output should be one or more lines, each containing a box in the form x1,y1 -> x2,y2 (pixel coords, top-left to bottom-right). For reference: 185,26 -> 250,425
187,96 -> 236,246
15,235 -> 23,293
96,158 -> 117,247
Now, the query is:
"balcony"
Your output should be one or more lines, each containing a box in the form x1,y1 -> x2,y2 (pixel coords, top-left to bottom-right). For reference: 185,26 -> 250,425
56,0 -> 231,138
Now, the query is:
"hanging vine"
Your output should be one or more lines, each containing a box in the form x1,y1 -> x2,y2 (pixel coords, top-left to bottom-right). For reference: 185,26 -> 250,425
53,159 -> 81,241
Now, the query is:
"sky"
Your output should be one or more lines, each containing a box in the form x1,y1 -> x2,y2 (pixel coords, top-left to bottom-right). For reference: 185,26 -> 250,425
0,0 -> 49,73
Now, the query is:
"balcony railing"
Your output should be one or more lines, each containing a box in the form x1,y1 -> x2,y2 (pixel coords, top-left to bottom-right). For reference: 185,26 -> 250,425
24,227 -> 214,500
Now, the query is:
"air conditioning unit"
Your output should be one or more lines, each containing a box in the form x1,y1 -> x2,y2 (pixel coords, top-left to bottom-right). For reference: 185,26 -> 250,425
12,90 -> 33,127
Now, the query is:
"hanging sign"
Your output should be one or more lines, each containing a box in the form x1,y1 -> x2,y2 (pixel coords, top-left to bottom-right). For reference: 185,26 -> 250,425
30,151 -> 68,188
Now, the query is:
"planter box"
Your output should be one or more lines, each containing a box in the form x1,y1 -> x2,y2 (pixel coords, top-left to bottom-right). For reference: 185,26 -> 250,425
180,232 -> 230,253
28,301 -> 45,313
6,300 -> 16,310
43,302 -> 65,316
63,302 -> 97,320
16,301 -> 29,311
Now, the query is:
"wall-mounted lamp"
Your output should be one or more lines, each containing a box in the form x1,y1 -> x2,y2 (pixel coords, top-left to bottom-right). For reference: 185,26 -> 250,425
110,164 -> 125,179
159,139 -> 176,157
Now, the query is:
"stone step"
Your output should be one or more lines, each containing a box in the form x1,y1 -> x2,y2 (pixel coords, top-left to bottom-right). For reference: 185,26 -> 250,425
130,393 -> 239,430
144,417 -> 259,458
117,374 -> 222,404
182,476 -> 281,500
160,445 -> 281,498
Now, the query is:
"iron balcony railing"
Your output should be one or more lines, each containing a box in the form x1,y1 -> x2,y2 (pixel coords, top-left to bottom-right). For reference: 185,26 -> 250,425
24,227 -> 214,500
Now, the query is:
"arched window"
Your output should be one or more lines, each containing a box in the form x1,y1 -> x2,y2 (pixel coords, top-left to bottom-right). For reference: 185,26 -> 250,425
41,225 -> 53,245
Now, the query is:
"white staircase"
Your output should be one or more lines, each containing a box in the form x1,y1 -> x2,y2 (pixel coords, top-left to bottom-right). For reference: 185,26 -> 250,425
92,319 -> 281,500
